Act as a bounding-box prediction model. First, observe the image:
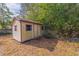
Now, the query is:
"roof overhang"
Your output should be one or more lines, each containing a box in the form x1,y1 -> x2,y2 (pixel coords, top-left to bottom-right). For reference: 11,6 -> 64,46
13,17 -> 42,25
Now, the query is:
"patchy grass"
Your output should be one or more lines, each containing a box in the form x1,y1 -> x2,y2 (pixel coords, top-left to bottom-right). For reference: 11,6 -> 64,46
0,35 -> 79,56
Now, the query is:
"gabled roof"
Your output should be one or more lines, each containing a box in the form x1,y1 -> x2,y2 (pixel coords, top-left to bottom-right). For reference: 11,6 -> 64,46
13,17 -> 42,25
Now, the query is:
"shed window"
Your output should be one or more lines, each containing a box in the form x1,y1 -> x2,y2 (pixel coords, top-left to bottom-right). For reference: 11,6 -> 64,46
14,25 -> 17,31
26,25 -> 32,31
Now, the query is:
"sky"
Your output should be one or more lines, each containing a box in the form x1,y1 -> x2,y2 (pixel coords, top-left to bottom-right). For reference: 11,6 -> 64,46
6,3 -> 21,16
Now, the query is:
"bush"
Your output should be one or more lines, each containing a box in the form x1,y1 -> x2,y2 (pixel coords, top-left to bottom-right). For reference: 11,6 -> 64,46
0,29 -> 12,35
43,30 -> 57,39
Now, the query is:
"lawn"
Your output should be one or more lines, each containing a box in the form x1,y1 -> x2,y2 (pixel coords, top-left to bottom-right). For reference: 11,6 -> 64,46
0,35 -> 79,56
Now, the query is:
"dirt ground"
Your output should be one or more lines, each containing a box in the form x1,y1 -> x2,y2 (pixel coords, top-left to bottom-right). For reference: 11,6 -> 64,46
0,35 -> 79,56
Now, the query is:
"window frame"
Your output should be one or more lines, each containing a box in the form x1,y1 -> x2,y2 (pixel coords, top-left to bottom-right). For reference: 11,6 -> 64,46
26,25 -> 32,31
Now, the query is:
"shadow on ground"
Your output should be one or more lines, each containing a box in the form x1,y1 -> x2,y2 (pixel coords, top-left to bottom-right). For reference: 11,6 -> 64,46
23,37 -> 58,52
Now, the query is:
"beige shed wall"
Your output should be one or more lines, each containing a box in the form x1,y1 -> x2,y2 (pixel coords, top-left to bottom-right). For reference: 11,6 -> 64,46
12,20 -> 21,42
33,24 -> 38,38
21,22 -> 42,42
37,25 -> 42,36
33,24 -> 42,38
21,22 -> 33,42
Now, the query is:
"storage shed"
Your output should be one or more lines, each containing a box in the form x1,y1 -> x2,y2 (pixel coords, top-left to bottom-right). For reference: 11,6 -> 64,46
12,17 -> 42,42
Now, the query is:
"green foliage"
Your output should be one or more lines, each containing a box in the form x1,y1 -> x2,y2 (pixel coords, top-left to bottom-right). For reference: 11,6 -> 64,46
21,3 -> 79,38
0,3 -> 13,29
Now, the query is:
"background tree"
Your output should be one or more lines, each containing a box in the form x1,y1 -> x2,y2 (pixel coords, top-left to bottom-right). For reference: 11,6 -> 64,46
20,3 -> 31,18
0,3 -> 13,29
20,3 -> 79,38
